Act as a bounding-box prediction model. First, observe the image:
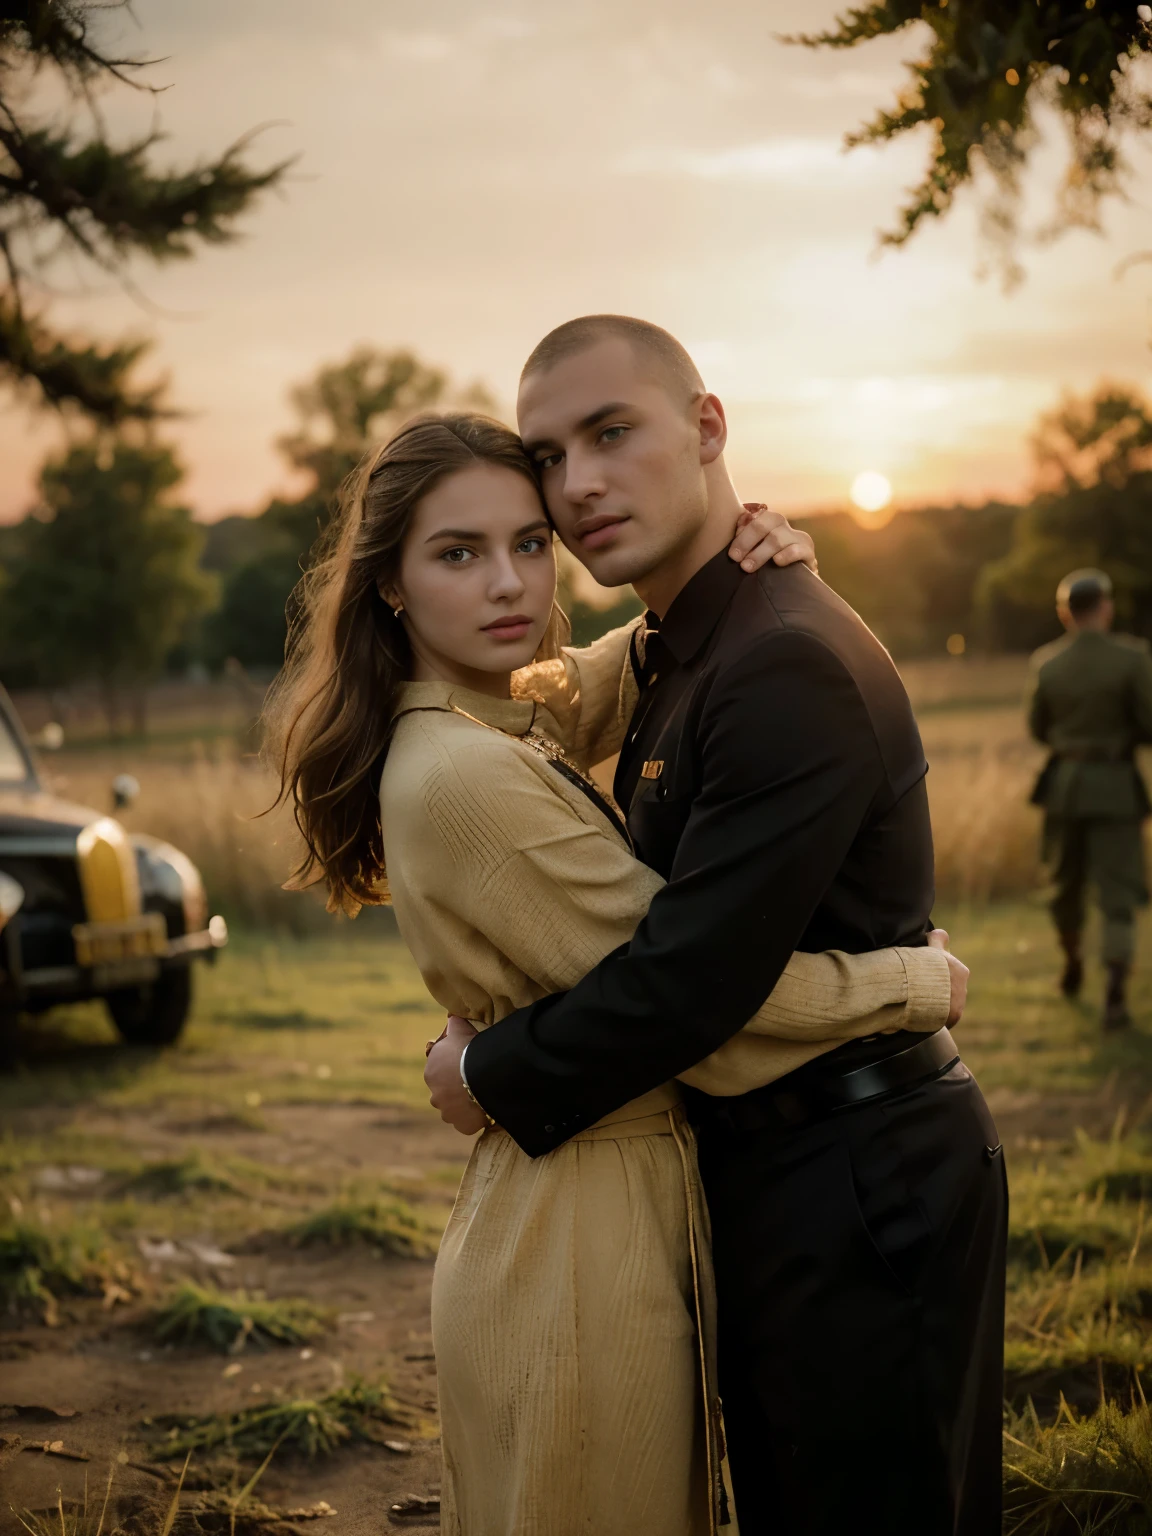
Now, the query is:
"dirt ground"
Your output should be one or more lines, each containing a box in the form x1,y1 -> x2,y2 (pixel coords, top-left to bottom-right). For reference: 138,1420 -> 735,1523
1,1092 -> 464,1534
0,928 -> 471,1535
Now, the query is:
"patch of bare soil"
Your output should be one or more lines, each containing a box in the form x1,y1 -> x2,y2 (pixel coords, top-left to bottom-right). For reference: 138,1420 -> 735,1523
985,1069 -> 1152,1151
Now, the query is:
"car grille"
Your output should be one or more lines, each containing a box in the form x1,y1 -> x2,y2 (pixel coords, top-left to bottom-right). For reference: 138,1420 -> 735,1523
0,853 -> 85,970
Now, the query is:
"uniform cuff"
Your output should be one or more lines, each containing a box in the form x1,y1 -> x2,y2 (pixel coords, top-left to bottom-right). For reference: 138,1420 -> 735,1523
896,945 -> 953,1030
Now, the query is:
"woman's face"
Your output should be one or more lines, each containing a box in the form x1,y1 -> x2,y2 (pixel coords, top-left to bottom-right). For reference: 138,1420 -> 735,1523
386,461 -> 557,692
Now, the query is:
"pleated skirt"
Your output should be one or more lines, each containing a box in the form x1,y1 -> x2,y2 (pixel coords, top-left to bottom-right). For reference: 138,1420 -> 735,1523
431,1083 -> 720,1536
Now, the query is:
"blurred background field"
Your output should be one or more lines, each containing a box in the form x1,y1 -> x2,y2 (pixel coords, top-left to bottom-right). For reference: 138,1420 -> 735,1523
6,647 -> 1082,927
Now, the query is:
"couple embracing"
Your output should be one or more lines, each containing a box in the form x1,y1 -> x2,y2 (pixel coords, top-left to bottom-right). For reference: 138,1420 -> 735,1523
269,316 -> 1007,1536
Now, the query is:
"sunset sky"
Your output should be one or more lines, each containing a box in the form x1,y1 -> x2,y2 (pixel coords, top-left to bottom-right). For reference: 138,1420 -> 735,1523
3,0 -> 1152,525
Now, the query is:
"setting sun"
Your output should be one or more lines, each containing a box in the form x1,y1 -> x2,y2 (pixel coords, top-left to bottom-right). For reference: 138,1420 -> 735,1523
850,471 -> 893,514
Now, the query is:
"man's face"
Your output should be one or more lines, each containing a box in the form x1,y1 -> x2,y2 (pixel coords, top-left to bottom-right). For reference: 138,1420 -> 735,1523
516,338 -> 711,590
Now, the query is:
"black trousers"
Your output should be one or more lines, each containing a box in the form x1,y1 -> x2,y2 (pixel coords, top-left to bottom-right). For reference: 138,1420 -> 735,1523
696,1061 -> 1008,1536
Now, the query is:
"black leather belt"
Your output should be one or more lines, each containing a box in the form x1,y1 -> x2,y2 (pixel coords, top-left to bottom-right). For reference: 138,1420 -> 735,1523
701,1028 -> 961,1136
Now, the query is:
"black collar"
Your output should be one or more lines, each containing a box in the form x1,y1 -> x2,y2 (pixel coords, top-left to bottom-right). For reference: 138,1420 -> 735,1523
646,548 -> 746,665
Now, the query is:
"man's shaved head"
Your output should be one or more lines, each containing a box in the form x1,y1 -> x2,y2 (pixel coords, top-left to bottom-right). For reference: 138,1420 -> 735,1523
521,315 -> 705,406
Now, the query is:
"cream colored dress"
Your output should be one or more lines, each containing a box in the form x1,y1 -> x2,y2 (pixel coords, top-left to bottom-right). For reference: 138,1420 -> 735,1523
379,621 -> 951,1536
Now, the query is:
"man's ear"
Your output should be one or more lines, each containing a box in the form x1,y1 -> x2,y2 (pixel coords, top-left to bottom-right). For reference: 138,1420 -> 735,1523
697,393 -> 728,466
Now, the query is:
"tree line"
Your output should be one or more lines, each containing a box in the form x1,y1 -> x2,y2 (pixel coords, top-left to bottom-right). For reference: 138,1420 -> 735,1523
2,351 -> 1150,730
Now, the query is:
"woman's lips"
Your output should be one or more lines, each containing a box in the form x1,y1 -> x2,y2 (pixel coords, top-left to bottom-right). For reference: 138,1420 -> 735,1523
482,616 -> 534,641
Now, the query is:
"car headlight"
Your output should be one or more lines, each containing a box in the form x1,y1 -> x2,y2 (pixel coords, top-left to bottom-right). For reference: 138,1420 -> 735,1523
134,838 -> 208,934
0,871 -> 24,932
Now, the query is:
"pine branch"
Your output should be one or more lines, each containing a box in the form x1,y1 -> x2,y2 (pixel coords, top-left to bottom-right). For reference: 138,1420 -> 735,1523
0,121 -> 291,268
782,2 -> 1152,267
0,1 -> 159,91
0,1 -> 292,419
0,293 -> 167,421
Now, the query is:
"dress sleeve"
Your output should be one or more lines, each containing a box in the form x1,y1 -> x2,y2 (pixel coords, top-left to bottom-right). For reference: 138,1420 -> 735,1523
512,619 -> 642,769
680,945 -> 951,1094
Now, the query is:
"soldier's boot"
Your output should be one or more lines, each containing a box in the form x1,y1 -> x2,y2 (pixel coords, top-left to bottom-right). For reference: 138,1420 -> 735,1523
1104,962 -> 1132,1032
1059,932 -> 1084,999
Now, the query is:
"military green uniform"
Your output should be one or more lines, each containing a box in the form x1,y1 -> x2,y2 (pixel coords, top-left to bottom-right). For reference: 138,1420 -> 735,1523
1027,630 -> 1152,966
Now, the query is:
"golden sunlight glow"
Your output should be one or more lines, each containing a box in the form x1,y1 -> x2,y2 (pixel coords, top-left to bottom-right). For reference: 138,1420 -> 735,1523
850,471 -> 892,514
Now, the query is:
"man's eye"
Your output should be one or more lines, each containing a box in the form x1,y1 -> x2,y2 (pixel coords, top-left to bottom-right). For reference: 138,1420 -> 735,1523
537,452 -> 562,470
599,425 -> 628,445
517,536 -> 548,555
440,547 -> 475,564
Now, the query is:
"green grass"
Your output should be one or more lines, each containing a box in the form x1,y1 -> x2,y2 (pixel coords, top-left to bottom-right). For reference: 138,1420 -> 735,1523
1003,1399 -> 1152,1534
0,927 -> 444,1119
119,1151 -> 249,1200
937,902 -> 1152,1099
155,1378 -> 419,1460
150,1281 -> 332,1352
0,1215 -> 135,1323
284,1196 -> 440,1259
117,1150 -> 307,1203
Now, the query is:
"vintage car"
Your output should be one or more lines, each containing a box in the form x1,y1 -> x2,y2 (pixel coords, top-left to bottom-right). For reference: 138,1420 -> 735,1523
0,684 -> 227,1045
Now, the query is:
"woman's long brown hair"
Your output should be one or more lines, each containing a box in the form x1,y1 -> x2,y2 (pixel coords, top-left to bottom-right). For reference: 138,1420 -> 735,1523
264,412 -> 542,916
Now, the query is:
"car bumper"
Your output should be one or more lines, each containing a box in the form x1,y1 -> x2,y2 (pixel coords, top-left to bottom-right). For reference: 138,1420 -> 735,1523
13,915 -> 228,1000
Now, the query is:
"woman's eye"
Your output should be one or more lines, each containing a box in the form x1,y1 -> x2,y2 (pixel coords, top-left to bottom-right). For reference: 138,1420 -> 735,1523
440,547 -> 475,564
599,425 -> 628,445
517,537 -> 548,555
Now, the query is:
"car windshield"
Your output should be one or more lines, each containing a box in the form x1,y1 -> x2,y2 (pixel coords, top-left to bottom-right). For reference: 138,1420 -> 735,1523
0,710 -> 29,782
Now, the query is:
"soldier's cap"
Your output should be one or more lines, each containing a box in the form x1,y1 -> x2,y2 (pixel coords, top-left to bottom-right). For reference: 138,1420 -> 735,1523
1056,568 -> 1113,613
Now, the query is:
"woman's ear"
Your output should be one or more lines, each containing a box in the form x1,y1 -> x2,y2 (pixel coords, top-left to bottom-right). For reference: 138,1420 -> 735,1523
377,574 -> 402,610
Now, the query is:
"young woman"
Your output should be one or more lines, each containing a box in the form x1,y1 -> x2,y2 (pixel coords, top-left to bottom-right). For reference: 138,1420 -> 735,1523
267,414 -> 953,1536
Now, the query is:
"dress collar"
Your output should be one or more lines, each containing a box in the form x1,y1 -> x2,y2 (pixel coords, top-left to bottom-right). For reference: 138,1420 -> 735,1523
646,548 -> 746,665
391,681 -> 539,736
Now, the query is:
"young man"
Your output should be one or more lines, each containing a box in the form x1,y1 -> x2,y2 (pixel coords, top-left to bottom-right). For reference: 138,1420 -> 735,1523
426,316 -> 1006,1534
1028,567 -> 1152,1029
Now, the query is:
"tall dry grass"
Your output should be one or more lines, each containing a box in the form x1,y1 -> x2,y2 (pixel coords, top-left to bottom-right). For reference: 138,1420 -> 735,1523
45,743 -> 332,932
925,736 -> 1044,905
35,683 -> 1146,926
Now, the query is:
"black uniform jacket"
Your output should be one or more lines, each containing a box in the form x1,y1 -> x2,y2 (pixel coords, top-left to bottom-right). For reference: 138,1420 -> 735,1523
465,551 -> 936,1158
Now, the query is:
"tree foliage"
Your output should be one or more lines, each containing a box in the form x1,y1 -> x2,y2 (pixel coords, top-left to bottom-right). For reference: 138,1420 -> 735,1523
787,3 -> 1152,278
794,500 -> 1017,655
277,347 -> 489,502
0,438 -> 214,725
0,1 -> 289,421
979,381 -> 1152,645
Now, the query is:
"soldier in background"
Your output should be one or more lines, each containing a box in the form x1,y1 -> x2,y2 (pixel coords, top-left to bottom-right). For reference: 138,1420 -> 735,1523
1028,570 -> 1152,1028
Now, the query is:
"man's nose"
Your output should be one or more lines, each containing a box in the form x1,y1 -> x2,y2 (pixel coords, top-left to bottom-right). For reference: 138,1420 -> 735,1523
562,448 -> 606,504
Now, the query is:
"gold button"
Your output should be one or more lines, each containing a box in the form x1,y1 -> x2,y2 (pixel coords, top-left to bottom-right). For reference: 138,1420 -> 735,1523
641,760 -> 664,780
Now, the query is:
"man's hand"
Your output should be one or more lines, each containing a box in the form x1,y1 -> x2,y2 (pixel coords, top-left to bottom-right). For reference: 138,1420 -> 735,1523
424,1014 -> 489,1134
928,928 -> 969,1027
728,504 -> 818,576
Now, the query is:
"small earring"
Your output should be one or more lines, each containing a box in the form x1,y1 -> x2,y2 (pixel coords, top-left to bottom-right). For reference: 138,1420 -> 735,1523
392,603 -> 404,619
